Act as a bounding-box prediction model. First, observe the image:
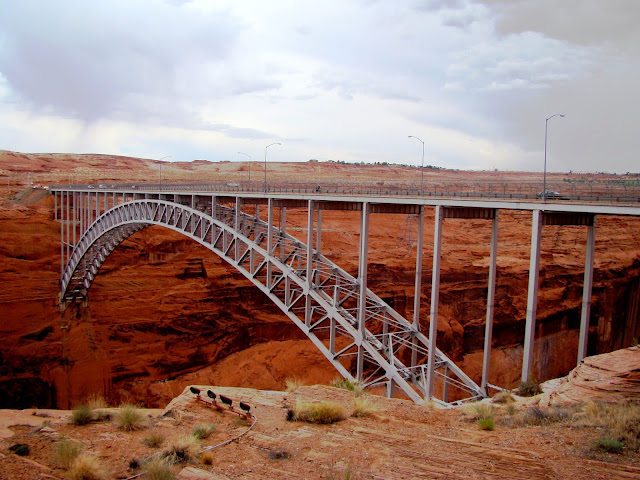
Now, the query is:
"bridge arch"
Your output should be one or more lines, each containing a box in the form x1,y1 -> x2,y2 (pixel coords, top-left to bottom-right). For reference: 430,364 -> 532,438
60,198 -> 484,405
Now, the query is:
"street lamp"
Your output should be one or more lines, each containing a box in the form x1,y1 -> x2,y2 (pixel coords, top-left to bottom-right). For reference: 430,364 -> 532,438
408,135 -> 425,193
264,142 -> 281,193
238,152 -> 251,184
543,114 -> 565,201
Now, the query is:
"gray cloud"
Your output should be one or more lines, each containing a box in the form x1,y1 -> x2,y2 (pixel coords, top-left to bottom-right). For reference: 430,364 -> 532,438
0,1 -> 245,122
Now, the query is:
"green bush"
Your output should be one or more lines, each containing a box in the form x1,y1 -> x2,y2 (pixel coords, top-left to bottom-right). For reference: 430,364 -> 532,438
478,417 -> 495,431
594,437 -> 623,454
9,443 -> 30,456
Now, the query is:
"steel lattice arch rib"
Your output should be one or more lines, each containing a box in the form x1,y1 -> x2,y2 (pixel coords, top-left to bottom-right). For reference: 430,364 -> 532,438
58,197 -> 484,406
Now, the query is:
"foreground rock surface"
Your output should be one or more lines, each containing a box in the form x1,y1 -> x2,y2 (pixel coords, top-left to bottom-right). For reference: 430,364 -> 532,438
1,379 -> 640,479
542,345 -> 640,406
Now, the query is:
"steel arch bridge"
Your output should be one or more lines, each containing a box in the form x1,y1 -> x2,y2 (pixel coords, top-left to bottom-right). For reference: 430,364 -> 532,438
51,185 -> 640,406
55,193 -> 484,405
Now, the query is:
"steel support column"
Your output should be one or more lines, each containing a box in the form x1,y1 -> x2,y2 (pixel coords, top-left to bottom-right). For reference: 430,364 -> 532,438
522,209 -> 543,382
411,207 -> 425,368
578,219 -> 596,364
356,202 -> 370,382
481,212 -> 499,393
426,205 -> 443,398
305,200 -> 315,327
234,197 -> 241,262
267,198 -> 274,289
280,206 -> 287,261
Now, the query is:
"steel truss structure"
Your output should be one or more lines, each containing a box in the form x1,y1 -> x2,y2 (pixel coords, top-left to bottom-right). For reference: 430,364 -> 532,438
50,187 -> 640,405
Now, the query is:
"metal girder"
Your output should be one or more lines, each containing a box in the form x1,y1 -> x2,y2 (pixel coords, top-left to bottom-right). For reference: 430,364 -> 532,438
57,194 -> 485,405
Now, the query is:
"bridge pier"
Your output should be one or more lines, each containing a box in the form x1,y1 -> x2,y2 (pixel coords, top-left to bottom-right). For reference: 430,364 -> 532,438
481,212 -> 499,394
578,220 -> 596,363
426,205 -> 443,399
356,202 -> 370,382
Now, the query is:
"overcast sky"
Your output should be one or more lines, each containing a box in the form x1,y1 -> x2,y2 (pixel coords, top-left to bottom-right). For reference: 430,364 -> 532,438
0,0 -> 638,173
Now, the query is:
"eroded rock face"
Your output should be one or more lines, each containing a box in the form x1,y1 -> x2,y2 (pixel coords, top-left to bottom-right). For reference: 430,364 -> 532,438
1,168 -> 640,408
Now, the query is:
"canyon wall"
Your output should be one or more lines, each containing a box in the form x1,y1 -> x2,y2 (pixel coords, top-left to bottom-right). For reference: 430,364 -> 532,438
1,190 -> 639,408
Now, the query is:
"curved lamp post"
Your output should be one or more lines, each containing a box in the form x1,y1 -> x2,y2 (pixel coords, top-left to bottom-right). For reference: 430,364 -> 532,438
408,135 -> 425,193
158,155 -> 172,186
543,114 -> 565,201
238,152 -> 251,184
264,142 -> 281,193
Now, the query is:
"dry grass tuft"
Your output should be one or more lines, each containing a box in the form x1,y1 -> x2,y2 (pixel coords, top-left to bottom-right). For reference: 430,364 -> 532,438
292,400 -> 347,424
144,457 -> 176,480
192,423 -> 216,440
69,453 -> 107,480
115,404 -> 145,431
492,391 -> 515,404
352,396 -> 379,418
85,394 -> 108,410
53,438 -> 82,469
330,377 -> 364,397
71,405 -> 93,426
163,434 -> 201,464
576,400 -> 640,452
284,377 -> 303,392
201,451 -> 215,465
142,431 -> 166,448
517,377 -> 543,397
462,402 -> 494,422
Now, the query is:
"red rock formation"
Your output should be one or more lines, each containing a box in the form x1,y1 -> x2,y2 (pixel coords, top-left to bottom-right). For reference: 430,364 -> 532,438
1,151 -> 639,408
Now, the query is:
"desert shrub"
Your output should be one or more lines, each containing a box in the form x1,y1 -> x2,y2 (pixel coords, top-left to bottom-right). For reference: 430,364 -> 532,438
163,434 -> 201,464
9,443 -> 30,456
86,395 -> 108,410
577,400 -> 640,451
115,404 -> 145,431
71,405 -> 93,426
517,377 -> 543,397
492,392 -> 514,404
506,404 -> 516,416
594,437 -> 623,454
268,449 -> 291,460
463,402 -> 494,422
292,400 -> 347,424
330,377 -> 364,396
352,396 -> 379,418
143,431 -> 166,448
53,438 -> 82,469
192,423 -> 216,440
201,451 -> 215,465
284,377 -> 303,392
478,417 -> 495,431
69,453 -> 107,480
144,458 -> 176,480
93,410 -> 111,422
